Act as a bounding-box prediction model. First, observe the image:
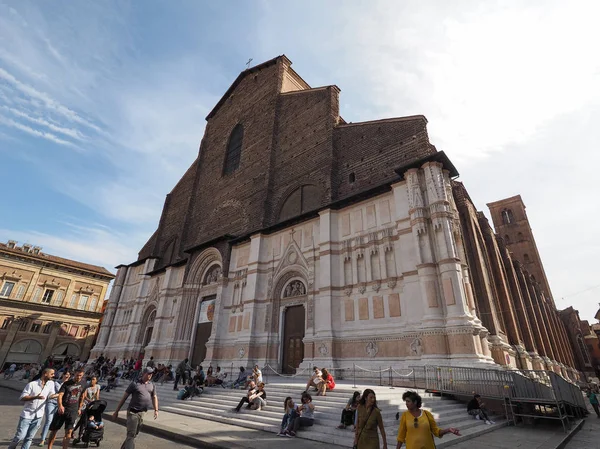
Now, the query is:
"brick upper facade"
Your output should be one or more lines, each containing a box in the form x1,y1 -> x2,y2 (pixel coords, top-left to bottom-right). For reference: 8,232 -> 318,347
140,56 -> 435,272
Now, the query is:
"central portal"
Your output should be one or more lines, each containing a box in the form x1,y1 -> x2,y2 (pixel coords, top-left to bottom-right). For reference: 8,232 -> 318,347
192,295 -> 216,366
282,305 -> 305,374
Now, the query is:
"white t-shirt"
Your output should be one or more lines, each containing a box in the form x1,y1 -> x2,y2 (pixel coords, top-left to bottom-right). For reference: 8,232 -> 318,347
20,379 -> 54,419
9,364 -> 16,371
254,369 -> 263,383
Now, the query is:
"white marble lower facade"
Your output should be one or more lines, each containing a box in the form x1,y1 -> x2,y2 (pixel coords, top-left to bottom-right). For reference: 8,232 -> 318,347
92,162 -> 504,371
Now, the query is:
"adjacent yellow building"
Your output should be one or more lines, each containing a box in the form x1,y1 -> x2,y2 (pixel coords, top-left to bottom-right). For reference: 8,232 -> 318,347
0,240 -> 114,368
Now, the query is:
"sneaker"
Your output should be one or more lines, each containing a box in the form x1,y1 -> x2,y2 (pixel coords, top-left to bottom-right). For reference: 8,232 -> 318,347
475,415 -> 481,420
288,431 -> 296,437
485,420 -> 492,425
277,431 -> 286,437
489,420 -> 495,424
39,442 -> 45,447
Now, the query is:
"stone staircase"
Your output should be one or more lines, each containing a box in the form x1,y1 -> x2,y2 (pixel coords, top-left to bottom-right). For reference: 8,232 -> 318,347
97,379 -> 506,448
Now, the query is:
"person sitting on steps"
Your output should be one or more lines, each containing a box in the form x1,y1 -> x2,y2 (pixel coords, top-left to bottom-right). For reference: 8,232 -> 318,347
304,367 -> 323,392
278,396 -> 299,436
338,390 -> 361,429
232,367 -> 247,389
317,368 -> 335,396
250,382 -> 267,410
283,391 -> 315,437
234,381 -> 257,412
466,394 -> 494,425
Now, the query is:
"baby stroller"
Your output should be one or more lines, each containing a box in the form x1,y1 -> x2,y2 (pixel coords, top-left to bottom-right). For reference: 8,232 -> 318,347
73,400 -> 107,447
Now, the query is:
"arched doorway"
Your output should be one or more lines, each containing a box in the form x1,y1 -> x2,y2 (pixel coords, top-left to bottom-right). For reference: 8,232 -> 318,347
52,343 -> 81,360
282,305 -> 305,374
192,295 -> 216,366
7,339 -> 42,364
143,310 -> 156,348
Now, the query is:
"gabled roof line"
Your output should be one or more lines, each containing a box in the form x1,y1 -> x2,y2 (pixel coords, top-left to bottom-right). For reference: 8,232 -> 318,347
205,55 -> 290,120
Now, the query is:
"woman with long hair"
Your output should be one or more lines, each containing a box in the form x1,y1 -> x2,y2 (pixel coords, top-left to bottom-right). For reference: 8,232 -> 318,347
353,388 -> 387,449
317,368 -> 335,396
337,390 -> 361,429
277,396 -> 298,436
396,391 -> 460,449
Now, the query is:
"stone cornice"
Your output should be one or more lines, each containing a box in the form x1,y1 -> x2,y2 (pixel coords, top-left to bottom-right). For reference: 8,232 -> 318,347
0,297 -> 103,320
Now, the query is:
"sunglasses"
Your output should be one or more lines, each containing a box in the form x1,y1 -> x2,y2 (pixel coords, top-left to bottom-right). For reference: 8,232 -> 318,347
414,417 -> 419,428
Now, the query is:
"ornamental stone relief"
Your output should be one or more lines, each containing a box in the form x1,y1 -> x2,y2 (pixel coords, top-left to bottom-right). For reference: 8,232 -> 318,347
410,337 -> 423,356
366,341 -> 379,357
318,343 -> 329,357
283,281 -> 306,298
203,265 -> 221,285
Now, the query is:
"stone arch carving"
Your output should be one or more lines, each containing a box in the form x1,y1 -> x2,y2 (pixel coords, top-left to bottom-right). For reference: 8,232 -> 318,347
137,305 -> 157,346
203,264 -> 222,285
282,279 -> 307,298
267,269 -> 309,333
186,248 -> 223,287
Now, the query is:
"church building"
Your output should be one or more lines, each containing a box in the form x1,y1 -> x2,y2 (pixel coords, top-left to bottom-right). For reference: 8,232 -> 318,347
91,56 -> 580,380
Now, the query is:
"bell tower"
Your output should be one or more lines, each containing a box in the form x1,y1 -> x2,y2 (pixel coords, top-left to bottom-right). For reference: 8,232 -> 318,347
487,195 -> 554,302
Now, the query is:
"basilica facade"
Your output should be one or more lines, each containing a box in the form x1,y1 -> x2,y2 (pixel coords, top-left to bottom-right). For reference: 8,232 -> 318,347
91,56 -> 580,380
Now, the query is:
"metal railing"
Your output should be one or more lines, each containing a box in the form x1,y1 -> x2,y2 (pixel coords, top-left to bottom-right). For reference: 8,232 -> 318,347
413,364 -> 588,432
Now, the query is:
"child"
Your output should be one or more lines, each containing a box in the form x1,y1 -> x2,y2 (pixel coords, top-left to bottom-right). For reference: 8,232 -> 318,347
87,415 -> 104,430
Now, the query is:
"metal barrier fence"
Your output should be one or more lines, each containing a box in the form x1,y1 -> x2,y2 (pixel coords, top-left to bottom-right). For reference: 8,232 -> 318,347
414,365 -> 587,411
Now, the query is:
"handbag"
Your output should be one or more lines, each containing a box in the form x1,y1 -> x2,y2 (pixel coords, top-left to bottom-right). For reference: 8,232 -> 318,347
353,406 -> 374,449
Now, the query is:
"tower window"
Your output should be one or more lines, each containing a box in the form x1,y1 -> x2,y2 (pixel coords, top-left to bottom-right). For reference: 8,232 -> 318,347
501,209 -> 514,225
349,172 -> 356,183
223,124 -> 244,175
523,253 -> 530,263
504,235 -> 510,244
518,232 -> 524,241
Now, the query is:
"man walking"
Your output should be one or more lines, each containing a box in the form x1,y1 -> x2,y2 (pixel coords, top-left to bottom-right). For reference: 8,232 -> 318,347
8,367 -> 55,449
113,367 -> 159,449
47,369 -> 86,449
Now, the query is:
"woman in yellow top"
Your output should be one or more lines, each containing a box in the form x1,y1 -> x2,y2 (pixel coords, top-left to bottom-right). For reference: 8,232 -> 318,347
396,391 -> 460,449
353,389 -> 388,449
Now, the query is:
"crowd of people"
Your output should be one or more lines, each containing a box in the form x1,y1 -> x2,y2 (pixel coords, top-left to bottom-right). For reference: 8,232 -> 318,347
7,356 -> 599,449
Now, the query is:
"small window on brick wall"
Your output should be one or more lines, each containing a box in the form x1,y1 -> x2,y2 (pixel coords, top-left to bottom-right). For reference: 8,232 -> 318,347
349,172 -> 356,183
223,124 -> 244,175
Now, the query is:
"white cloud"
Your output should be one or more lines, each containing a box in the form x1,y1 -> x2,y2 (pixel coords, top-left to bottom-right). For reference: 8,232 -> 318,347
0,114 -> 76,147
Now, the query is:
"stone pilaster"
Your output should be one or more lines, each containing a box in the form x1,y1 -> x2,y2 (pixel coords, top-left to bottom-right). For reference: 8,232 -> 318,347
0,317 -> 20,366
39,321 -> 62,362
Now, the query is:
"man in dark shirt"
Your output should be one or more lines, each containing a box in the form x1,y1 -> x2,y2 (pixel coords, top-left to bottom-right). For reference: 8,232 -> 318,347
47,369 -> 86,449
113,367 -> 159,449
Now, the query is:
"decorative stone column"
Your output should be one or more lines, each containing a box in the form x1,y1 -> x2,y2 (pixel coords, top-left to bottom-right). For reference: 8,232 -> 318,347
39,321 -> 62,362
404,168 -> 445,327
0,317 -> 20,367
81,325 -> 98,361
91,266 -> 129,356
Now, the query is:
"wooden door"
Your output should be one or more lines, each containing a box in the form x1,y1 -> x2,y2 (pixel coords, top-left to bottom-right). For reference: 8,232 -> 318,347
282,305 -> 305,374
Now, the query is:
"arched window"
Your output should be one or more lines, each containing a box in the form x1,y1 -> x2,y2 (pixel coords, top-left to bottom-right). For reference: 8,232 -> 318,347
504,234 -> 510,244
517,232 -> 524,241
501,209 -> 514,225
279,185 -> 322,221
223,124 -> 244,175
523,253 -> 530,263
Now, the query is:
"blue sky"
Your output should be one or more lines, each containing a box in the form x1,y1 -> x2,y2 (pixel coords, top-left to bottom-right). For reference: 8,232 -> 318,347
1,0 -> 599,321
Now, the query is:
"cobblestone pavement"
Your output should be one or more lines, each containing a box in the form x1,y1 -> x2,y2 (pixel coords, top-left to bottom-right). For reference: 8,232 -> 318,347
0,387 -> 196,449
